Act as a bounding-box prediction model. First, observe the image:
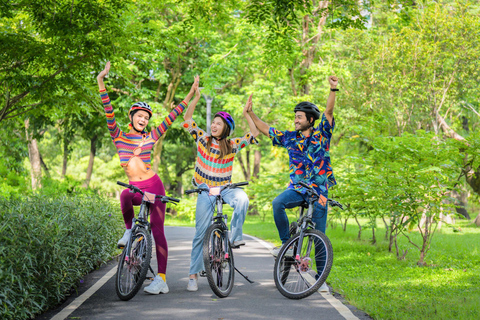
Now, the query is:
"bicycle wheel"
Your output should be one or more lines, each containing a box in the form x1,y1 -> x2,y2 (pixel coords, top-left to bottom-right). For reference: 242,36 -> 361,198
273,229 -> 333,299
202,224 -> 235,298
115,227 -> 152,301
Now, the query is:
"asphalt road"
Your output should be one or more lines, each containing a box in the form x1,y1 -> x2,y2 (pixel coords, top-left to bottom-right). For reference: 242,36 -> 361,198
37,226 -> 371,320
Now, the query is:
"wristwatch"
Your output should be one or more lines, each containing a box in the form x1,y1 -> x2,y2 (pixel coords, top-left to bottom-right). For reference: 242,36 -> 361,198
330,88 -> 339,92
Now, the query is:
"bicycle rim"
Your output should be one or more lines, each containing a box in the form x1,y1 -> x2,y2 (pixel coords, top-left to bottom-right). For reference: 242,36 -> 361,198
203,225 -> 234,298
115,227 -> 152,301
273,229 -> 333,299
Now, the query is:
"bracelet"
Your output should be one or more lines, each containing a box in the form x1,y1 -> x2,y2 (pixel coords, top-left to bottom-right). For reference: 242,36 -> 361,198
330,88 -> 339,92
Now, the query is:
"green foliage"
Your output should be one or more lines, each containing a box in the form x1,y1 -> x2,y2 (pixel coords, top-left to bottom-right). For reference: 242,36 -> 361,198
0,194 -> 123,320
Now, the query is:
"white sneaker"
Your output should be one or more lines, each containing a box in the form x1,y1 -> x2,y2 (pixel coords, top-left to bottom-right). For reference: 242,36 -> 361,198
117,229 -> 132,248
187,278 -> 198,292
231,240 -> 246,248
271,246 -> 294,257
144,275 -> 169,294
319,282 -> 329,292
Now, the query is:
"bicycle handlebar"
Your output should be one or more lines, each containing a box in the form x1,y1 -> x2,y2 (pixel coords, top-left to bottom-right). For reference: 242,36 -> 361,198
185,181 -> 249,195
156,195 -> 180,204
297,181 -> 344,210
117,181 -> 180,204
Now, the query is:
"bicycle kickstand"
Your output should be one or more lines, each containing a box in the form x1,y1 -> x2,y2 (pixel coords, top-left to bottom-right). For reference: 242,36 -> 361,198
234,267 -> 254,284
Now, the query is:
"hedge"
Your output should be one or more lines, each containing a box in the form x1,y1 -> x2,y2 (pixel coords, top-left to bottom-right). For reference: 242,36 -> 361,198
0,194 -> 123,320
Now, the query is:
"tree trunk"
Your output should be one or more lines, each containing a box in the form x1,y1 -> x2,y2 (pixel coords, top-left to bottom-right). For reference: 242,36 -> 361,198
474,213 -> 480,227
25,118 -> 42,189
354,215 -> 362,240
237,153 -> 250,181
83,134 -> 97,188
253,150 -> 261,179
61,136 -> 69,178
39,152 -> 50,179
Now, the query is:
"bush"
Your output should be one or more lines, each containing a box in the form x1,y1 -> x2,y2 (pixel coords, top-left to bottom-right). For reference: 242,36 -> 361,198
0,194 -> 123,320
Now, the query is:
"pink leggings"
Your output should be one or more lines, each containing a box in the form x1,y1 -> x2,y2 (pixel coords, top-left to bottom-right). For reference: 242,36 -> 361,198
120,174 -> 167,274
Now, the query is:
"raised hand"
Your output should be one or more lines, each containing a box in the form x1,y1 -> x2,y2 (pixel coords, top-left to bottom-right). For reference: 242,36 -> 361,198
190,75 -> 200,95
243,94 -> 253,114
97,61 -> 111,81
329,75 -> 338,89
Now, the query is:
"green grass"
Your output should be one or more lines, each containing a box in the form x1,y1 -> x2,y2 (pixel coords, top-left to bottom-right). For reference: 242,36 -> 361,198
167,211 -> 480,320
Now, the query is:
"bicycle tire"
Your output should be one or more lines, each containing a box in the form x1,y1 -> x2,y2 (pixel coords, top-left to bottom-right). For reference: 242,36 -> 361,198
202,224 -> 235,298
273,229 -> 333,299
115,227 -> 152,301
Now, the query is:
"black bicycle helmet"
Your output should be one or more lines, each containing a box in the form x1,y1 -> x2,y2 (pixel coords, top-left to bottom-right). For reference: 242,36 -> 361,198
294,102 -> 320,121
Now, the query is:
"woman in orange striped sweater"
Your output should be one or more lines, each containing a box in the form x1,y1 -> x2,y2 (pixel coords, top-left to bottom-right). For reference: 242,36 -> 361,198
97,62 -> 198,295
182,82 -> 259,292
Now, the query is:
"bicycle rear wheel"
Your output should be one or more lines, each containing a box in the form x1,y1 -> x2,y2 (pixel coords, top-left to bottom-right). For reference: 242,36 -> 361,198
115,227 -> 152,301
202,224 -> 234,298
273,229 -> 333,299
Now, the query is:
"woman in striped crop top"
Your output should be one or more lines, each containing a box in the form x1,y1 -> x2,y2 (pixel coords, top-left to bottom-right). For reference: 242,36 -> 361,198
182,83 -> 260,292
97,62 -> 199,295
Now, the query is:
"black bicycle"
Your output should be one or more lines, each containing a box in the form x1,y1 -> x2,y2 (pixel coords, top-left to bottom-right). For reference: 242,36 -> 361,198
115,181 -> 180,301
273,181 -> 344,299
185,182 -> 253,298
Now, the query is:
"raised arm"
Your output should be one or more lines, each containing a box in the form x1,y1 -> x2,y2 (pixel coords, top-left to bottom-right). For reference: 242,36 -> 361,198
325,75 -> 338,126
97,61 -> 110,91
245,98 -> 270,136
182,75 -> 199,108
184,75 -> 200,121
97,61 -> 120,139
243,94 -> 259,137
152,76 -> 199,141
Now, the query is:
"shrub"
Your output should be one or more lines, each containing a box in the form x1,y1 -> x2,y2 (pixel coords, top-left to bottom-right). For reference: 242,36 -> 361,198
0,194 -> 123,320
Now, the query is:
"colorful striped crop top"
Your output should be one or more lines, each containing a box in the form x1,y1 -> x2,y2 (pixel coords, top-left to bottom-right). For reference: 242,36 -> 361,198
101,89 -> 186,169
182,118 -> 258,187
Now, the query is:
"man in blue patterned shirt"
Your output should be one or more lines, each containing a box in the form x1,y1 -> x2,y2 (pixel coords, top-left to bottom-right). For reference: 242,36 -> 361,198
246,76 -> 338,254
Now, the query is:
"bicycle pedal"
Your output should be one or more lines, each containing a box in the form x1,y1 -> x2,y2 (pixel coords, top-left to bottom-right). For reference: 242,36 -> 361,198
199,271 -> 207,277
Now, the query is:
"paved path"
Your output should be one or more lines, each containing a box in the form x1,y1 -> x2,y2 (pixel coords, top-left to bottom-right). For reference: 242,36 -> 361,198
37,227 -> 370,320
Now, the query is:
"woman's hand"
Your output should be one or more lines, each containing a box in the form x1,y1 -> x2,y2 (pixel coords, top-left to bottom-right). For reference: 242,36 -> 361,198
97,62 -> 110,91
97,62 -> 111,81
243,94 -> 253,115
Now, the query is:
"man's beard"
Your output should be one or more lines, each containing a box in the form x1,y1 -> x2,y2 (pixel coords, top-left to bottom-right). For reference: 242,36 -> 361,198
296,122 -> 311,132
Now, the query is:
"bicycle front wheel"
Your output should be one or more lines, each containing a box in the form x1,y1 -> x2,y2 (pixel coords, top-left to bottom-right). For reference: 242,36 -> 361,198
115,227 -> 152,301
202,224 -> 234,298
273,229 -> 333,299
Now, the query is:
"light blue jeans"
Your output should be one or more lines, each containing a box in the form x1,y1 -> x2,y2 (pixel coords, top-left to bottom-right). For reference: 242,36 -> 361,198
189,183 -> 249,275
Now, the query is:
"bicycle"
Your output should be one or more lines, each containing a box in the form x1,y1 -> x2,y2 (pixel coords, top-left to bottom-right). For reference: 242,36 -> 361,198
273,181 -> 344,299
115,181 -> 180,301
185,181 -> 254,298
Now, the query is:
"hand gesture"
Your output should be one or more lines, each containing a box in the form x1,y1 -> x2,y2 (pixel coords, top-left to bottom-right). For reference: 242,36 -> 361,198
97,61 -> 111,81
195,85 -> 201,100
243,94 -> 253,114
190,75 -> 200,95
329,75 -> 338,89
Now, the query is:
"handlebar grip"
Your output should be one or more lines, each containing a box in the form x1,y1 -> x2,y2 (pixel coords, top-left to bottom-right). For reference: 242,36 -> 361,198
233,181 -> 249,187
298,181 -> 310,188
167,197 -> 180,203
185,189 -> 197,195
117,181 -> 130,188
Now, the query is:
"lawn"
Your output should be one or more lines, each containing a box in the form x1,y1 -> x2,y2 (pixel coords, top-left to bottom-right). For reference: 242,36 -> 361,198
167,209 -> 480,320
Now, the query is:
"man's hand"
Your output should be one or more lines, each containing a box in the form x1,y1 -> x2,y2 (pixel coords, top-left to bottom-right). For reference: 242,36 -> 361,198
243,94 -> 253,115
97,61 -> 111,81
329,75 -> 338,89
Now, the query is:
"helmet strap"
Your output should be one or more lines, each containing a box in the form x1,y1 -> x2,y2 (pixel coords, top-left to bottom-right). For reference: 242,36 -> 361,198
130,122 -> 143,134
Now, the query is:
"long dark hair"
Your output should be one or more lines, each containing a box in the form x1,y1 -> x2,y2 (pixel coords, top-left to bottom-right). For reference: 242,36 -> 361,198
206,116 -> 233,159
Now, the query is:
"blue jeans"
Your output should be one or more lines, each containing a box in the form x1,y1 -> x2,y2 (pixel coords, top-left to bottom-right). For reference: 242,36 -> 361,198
272,188 -> 328,244
189,183 -> 249,275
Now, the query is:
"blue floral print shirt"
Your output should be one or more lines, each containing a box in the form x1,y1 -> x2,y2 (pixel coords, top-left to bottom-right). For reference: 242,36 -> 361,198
269,113 -> 336,204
